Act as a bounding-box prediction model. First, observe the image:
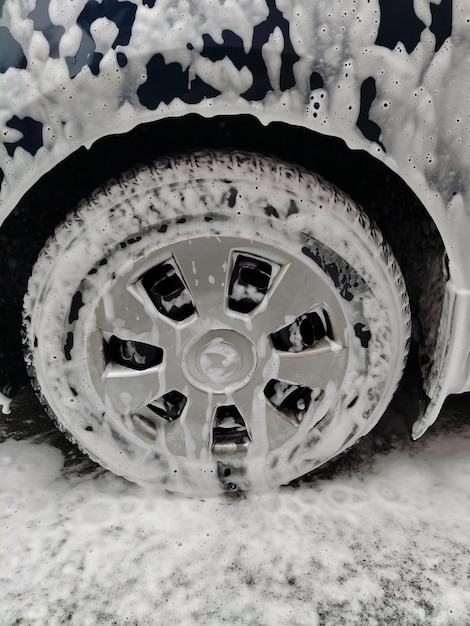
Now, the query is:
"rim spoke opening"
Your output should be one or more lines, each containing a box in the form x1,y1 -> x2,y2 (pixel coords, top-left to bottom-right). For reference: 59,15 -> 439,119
105,335 -> 164,371
147,390 -> 188,422
141,258 -> 195,322
270,308 -> 332,353
127,390 -> 188,444
211,405 -> 251,457
227,252 -> 280,315
264,379 -> 321,425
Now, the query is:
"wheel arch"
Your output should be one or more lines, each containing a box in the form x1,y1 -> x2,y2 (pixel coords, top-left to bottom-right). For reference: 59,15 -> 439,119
0,113 -> 446,415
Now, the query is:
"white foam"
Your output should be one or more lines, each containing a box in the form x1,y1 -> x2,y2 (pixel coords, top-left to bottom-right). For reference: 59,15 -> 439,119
0,425 -> 469,623
0,439 -> 63,491
0,392 -> 12,415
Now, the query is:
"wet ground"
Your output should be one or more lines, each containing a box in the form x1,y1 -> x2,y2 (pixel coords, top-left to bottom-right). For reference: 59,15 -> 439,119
1,385 -> 469,625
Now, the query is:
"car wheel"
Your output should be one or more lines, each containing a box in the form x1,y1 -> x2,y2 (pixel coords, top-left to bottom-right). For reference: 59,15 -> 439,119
23,151 -> 410,494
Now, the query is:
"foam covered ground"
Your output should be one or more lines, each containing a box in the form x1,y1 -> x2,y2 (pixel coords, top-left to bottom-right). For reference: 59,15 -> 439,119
1,393 -> 469,625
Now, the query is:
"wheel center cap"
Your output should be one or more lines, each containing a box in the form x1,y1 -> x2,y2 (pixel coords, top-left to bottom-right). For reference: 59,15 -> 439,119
198,341 -> 240,381
182,329 -> 257,394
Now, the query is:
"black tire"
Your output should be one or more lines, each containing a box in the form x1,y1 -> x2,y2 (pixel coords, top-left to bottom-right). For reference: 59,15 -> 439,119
23,151 -> 410,494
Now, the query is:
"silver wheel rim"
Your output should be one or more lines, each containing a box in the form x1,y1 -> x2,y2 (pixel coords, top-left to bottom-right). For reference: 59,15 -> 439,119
88,235 -> 349,461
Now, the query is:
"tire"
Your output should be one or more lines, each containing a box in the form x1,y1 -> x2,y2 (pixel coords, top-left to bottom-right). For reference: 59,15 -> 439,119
23,151 -> 410,495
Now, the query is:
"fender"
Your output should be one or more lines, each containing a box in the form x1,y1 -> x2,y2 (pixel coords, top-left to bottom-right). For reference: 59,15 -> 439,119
0,0 -> 469,434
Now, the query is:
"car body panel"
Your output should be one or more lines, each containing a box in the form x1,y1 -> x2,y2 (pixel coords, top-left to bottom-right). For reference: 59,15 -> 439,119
0,0 -> 469,430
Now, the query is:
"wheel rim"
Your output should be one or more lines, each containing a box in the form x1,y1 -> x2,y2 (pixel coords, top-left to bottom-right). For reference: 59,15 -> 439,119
88,235 -> 349,461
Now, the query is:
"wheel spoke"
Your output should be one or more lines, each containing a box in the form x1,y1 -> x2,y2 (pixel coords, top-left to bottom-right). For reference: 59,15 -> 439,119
101,345 -> 188,416
102,367 -> 167,416
232,383 -> 296,455
95,278 -> 157,339
263,400 -> 298,448
231,380 -> 269,453
231,381 -> 257,423
276,345 -> 347,390
170,238 -> 231,320
250,260 -> 333,336
180,387 -> 219,460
